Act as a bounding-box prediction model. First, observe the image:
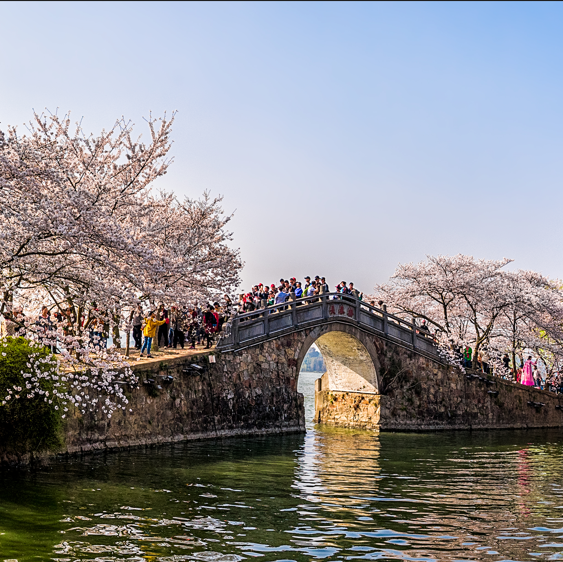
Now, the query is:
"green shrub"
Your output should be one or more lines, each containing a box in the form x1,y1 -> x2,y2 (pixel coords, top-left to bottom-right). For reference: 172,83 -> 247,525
0,337 -> 63,454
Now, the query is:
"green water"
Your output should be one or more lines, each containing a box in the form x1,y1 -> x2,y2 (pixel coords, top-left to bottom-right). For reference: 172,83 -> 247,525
1,372 -> 563,562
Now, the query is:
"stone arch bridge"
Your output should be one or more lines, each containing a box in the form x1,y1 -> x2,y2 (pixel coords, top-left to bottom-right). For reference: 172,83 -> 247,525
214,293 -> 563,431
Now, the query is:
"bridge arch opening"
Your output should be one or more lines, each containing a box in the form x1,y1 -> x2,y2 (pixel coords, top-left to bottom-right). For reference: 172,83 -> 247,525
312,330 -> 379,394
297,327 -> 381,428
297,326 -> 379,415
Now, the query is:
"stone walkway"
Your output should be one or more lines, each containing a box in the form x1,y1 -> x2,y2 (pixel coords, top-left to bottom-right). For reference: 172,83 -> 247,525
58,344 -> 216,375
126,344 -> 215,367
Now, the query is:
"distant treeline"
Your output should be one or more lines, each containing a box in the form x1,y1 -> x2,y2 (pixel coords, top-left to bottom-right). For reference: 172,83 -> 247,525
301,348 -> 326,373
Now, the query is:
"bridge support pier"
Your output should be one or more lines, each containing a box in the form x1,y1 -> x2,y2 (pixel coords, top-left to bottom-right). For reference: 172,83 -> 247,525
315,374 -> 381,429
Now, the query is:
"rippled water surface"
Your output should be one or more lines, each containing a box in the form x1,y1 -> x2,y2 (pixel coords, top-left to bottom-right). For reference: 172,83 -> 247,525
2,372 -> 563,561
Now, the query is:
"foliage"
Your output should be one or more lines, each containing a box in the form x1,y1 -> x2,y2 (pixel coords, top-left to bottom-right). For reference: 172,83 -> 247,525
0,110 -> 242,313
0,337 -> 62,453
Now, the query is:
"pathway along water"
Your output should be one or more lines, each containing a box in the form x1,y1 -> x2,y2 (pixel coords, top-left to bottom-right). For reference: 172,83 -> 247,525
1,372 -> 563,561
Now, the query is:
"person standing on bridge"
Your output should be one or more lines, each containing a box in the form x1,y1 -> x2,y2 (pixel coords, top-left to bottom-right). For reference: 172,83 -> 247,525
521,356 -> 536,386
419,320 -> 430,333
223,295 -> 233,317
275,286 -> 289,305
244,293 -> 255,312
251,286 -> 259,309
306,281 -> 317,297
303,276 -> 311,296
259,285 -> 268,308
288,279 -> 297,301
338,281 -> 350,295
284,280 -> 292,294
349,283 -> 363,300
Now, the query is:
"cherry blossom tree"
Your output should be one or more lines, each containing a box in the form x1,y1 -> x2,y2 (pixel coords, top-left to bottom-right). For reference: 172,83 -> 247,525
494,270 -> 563,375
128,190 -> 242,308
0,110 -> 242,417
0,111 -> 174,315
374,255 -> 563,373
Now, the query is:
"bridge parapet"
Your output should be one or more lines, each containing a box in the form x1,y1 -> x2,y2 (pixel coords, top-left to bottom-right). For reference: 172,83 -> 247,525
217,293 -> 438,357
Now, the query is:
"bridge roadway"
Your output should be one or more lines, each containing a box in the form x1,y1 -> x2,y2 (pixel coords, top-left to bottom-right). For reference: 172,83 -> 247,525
217,292 -> 438,359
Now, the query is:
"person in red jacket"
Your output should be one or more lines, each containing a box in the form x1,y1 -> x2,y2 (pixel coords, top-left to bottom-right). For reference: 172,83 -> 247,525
203,305 -> 217,349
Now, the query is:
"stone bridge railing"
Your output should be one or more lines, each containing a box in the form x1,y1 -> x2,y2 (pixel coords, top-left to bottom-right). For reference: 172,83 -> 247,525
217,293 -> 438,357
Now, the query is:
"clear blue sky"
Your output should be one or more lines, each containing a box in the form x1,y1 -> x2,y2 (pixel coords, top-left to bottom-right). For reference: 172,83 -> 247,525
2,1 -> 562,293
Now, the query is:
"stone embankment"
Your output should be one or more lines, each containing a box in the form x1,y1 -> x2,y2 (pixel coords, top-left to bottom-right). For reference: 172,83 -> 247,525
60,324 -> 563,459
5,314 -> 563,466
62,345 -> 304,456
0,344 -> 304,465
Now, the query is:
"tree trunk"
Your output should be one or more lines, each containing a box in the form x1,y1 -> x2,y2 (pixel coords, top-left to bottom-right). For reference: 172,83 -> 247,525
112,323 -> 121,349
471,341 -> 480,370
111,312 -> 122,348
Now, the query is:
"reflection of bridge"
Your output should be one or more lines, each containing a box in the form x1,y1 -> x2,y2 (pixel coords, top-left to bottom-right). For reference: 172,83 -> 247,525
218,293 -> 438,358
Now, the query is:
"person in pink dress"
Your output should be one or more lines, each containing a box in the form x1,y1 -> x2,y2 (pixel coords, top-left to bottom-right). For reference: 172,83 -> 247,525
520,356 -> 536,386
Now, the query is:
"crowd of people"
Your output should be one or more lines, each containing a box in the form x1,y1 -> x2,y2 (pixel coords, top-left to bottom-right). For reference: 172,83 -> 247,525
237,276 -> 364,312
134,276 -> 367,356
1,305 -> 69,353
501,354 -> 563,393
0,276 -> 369,358
455,345 -> 563,393
133,299 -> 233,358
0,298 -> 234,359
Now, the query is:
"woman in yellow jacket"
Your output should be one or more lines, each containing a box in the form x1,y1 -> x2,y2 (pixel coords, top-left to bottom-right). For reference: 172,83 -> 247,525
140,311 -> 167,358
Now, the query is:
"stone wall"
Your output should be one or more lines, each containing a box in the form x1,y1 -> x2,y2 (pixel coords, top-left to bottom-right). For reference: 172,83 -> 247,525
376,345 -> 563,430
60,343 -> 305,455
315,382 -> 381,429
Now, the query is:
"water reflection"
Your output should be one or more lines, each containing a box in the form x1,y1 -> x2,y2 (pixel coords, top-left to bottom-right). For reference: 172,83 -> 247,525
0,373 -> 562,561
